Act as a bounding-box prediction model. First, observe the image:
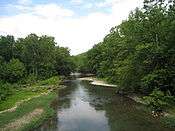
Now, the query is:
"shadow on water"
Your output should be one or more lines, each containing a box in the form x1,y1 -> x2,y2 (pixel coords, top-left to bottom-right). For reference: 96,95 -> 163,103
37,79 -> 173,131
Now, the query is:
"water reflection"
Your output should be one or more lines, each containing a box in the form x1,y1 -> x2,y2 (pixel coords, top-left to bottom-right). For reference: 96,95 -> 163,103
57,80 -> 109,131
37,80 -> 172,131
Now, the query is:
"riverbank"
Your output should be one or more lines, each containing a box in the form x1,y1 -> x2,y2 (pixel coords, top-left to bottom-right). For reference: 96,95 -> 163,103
127,93 -> 175,127
79,76 -> 175,128
79,77 -> 145,103
0,77 -> 61,131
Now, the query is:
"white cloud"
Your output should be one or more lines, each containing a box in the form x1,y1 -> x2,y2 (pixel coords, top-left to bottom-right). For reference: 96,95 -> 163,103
111,0 -> 143,20
95,0 -> 120,8
17,0 -> 32,5
84,3 -> 93,9
32,4 -> 74,18
70,0 -> 83,5
0,0 -> 143,55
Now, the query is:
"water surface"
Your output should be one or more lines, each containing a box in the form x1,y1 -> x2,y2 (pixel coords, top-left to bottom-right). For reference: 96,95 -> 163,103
38,79 -> 172,131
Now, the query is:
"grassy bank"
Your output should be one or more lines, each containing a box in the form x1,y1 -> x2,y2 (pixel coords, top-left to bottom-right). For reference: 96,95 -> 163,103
0,92 -> 57,131
0,76 -> 60,131
0,90 -> 40,111
0,76 -> 60,111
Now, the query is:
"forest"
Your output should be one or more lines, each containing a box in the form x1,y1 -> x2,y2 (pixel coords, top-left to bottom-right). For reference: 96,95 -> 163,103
0,34 -> 75,100
0,34 -> 76,130
74,0 -> 175,111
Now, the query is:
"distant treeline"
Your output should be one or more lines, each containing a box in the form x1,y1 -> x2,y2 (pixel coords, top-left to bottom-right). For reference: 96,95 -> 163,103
0,34 -> 75,83
74,0 -> 175,95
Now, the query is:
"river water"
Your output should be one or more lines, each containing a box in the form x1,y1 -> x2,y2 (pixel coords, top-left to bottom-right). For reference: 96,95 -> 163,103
37,79 -> 172,131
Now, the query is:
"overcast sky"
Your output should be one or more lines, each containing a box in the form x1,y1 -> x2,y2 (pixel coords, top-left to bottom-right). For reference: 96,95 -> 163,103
0,0 -> 143,55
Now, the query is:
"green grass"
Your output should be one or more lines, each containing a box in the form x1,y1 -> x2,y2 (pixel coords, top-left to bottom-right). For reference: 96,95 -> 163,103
0,92 -> 57,130
0,76 -> 61,112
0,76 -> 60,131
35,76 -> 61,86
0,90 -> 40,111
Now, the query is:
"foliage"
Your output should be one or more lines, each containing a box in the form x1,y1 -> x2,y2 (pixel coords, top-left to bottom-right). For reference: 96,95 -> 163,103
0,34 -> 74,81
0,58 -> 26,83
36,76 -> 61,86
143,89 -> 174,112
77,0 -> 175,96
162,114 -> 175,127
72,53 -> 90,73
54,47 -> 75,76
14,34 -> 74,79
5,59 -> 26,83
0,82 -> 13,101
0,35 -> 15,62
19,74 -> 38,85
0,34 -> 74,100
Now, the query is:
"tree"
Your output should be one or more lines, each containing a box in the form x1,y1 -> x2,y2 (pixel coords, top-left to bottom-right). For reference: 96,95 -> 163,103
79,0 -> 175,96
54,47 -> 74,76
0,35 -> 15,62
4,59 -> 26,83
15,34 -> 75,79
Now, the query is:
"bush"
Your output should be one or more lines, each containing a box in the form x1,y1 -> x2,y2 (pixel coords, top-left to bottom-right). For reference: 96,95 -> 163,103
143,89 -> 174,112
0,82 -> 13,101
2,59 -> 26,83
37,76 -> 61,86
19,74 -> 38,85
162,115 -> 175,127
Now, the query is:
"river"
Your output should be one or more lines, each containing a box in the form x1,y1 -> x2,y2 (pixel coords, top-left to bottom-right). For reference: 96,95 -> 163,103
37,79 -> 172,131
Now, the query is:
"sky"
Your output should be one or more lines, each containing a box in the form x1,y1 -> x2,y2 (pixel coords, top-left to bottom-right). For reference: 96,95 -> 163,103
0,0 -> 143,55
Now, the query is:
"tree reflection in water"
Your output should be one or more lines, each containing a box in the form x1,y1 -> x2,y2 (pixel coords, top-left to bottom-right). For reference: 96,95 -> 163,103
36,79 -> 172,131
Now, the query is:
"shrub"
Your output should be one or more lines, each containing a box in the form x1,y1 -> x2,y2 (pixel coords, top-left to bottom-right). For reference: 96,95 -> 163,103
3,59 -> 26,83
0,82 -> 13,101
19,74 -> 38,85
143,89 -> 174,112
37,76 -> 61,86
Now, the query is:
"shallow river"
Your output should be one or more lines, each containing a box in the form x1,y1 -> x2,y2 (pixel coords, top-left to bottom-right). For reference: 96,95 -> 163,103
37,79 -> 172,131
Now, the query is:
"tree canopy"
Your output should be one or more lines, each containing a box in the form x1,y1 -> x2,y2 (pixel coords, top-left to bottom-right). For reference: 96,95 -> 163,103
0,34 -> 75,83
76,0 -> 175,95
